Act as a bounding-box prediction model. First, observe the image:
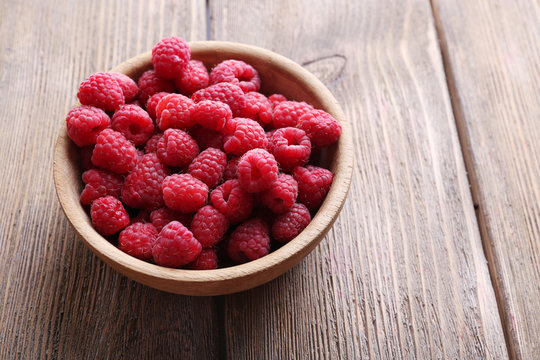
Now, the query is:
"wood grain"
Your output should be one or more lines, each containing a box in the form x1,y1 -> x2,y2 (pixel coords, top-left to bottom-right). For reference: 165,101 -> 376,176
209,0 -> 508,358
431,0 -> 540,358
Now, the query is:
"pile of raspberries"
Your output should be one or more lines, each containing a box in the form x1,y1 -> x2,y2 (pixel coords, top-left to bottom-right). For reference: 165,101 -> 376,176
65,36 -> 341,270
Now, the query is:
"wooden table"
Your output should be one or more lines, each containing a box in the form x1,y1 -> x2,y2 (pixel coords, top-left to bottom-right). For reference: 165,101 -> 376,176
0,0 -> 538,358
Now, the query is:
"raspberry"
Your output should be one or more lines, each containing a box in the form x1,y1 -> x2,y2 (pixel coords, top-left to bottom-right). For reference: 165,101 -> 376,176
237,149 -> 279,193
192,100 -> 231,131
241,92 -> 272,126
297,109 -> 342,147
65,106 -> 111,147
144,132 -> 162,153
210,59 -> 261,93
90,196 -> 130,236
162,174 -> 208,213
260,174 -> 298,213
131,209 -> 150,224
190,205 -> 229,248
156,129 -> 199,167
152,221 -> 202,268
175,60 -> 209,95
118,223 -> 157,261
111,105 -> 154,146
156,93 -> 195,130
146,92 -> 170,120
268,127 -> 311,171
137,70 -> 175,104
189,126 -> 224,151
77,72 -> 124,111
110,72 -> 139,102
121,153 -> 169,210
272,101 -> 313,128
78,145 -> 95,171
223,157 -> 240,180
227,218 -> 270,262
152,36 -> 191,79
293,165 -> 334,211
80,169 -> 123,206
271,203 -> 311,242
129,99 -> 142,107
150,207 -> 191,232
192,82 -> 246,117
185,248 -> 218,270
223,118 -> 267,156
188,147 -> 227,188
210,179 -> 253,223
268,93 -> 287,108
91,129 -> 138,174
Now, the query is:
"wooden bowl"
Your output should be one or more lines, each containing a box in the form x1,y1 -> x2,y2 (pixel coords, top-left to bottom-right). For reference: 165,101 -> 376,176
53,41 -> 353,296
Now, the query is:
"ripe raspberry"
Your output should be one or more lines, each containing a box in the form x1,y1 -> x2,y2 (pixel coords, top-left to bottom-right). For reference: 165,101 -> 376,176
137,70 -> 175,104
223,118 -> 267,156
146,92 -> 170,120
77,72 -> 124,111
78,145 -> 95,171
188,148 -> 227,188
272,101 -> 313,128
118,223 -> 157,261
190,205 -> 229,248
80,169 -> 123,206
156,129 -> 199,167
175,60 -> 209,95
189,126 -> 224,151
90,196 -> 130,236
210,59 -> 261,93
223,157 -> 240,180
210,180 -> 253,223
150,207 -> 191,232
268,93 -> 287,108
110,72 -> 139,102
269,127 -> 311,171
144,132 -> 163,153
152,221 -> 202,268
241,92 -> 272,126
260,174 -> 298,213
237,149 -> 279,193
297,109 -> 342,147
271,203 -> 311,242
185,248 -> 218,270
121,153 -> 169,210
227,218 -> 270,263
293,165 -> 334,211
162,174 -> 208,213
91,129 -> 137,174
66,105 -> 111,147
192,82 -> 246,117
111,104 -> 154,146
192,100 -> 231,131
152,36 -> 191,79
156,93 -> 195,130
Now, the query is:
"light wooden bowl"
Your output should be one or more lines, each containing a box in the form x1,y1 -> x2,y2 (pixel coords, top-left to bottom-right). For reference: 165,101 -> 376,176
53,41 -> 353,296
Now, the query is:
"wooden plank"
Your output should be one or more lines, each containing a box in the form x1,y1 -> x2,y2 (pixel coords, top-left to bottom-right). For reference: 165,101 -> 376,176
209,0 -> 509,358
0,1 -> 219,359
431,0 -> 540,358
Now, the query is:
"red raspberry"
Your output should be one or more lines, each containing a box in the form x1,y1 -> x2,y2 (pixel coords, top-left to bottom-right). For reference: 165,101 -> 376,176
90,196 -> 130,236
227,218 -> 270,263
268,93 -> 287,108
156,93 -> 195,130
111,105 -> 154,146
188,148 -> 227,188
78,145 -> 95,171
223,157 -> 240,180
241,92 -> 272,126
175,60 -> 209,95
297,109 -> 342,147
152,221 -> 202,268
152,36 -> 190,79
271,203 -> 311,242
137,70 -> 175,104
260,173 -> 298,213
237,149 -> 279,193
190,205 -> 229,248
162,174 -> 208,213
269,127 -> 311,171
121,153 -> 169,210
110,72 -> 139,102
189,126 -> 224,151
77,72 -> 124,111
91,129 -> 137,174
185,248 -> 218,270
131,209 -> 151,224
272,101 -> 313,128
192,82 -> 246,117
210,179 -> 253,223
150,207 -> 191,232
293,165 -> 334,211
146,92 -> 170,120
223,118 -> 267,156
144,132 -> 163,153
66,105 -> 111,147
210,59 -> 261,93
80,169 -> 123,206
118,223 -> 157,261
192,100 -> 231,131
156,129 -> 199,167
